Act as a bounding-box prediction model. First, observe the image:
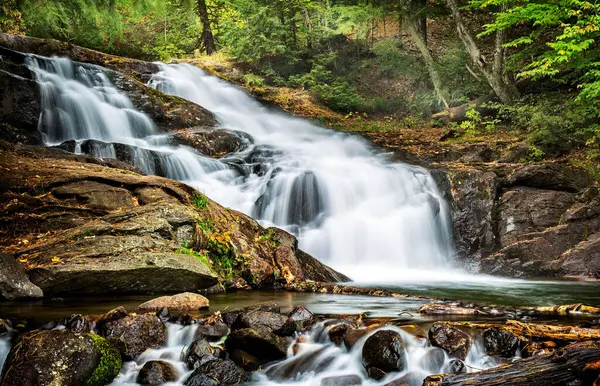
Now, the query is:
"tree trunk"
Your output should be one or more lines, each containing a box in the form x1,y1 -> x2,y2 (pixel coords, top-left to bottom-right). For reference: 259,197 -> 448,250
423,341 -> 600,386
198,0 -> 216,55
418,0 -> 427,45
444,0 -> 518,104
401,0 -> 449,109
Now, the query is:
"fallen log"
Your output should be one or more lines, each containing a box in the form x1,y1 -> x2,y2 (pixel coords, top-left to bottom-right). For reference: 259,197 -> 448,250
423,341 -> 600,386
446,320 -> 600,342
418,303 -> 600,317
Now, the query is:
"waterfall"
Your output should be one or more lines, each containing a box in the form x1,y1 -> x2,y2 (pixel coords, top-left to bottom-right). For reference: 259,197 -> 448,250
149,64 -> 455,280
26,54 -> 455,282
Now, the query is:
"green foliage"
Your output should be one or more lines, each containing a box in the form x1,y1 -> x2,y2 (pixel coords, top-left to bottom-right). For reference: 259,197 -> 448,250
243,72 -> 265,87
471,0 -> 600,118
192,192 -> 208,209
177,242 -> 210,266
86,334 -> 122,386
458,104 -> 499,136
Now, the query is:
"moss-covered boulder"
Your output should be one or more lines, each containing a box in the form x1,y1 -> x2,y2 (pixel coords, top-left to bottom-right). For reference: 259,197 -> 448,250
0,330 -> 121,386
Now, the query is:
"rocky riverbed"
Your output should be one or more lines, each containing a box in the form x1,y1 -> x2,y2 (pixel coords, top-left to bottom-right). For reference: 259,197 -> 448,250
1,295 -> 600,385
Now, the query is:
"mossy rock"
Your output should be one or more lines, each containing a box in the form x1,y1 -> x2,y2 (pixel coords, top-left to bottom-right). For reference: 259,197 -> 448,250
0,329 -> 121,386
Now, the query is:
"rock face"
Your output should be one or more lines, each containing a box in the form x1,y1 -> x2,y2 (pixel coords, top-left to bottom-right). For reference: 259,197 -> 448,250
361,330 -> 407,380
428,323 -> 471,360
1,329 -> 121,386
0,146 -> 346,296
102,313 -> 167,360
138,292 -> 210,312
185,359 -> 247,385
0,253 -> 43,299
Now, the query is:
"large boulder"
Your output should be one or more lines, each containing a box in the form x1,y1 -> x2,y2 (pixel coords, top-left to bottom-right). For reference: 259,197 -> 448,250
225,326 -> 289,361
0,148 -> 347,296
137,360 -> 178,385
428,323 -> 471,360
102,313 -> 167,360
361,330 -> 407,380
137,292 -> 209,312
172,128 -> 251,158
222,302 -> 281,325
0,329 -> 121,386
0,253 -> 43,299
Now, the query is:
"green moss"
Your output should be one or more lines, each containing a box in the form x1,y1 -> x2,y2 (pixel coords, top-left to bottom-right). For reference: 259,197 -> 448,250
85,334 -> 122,386
177,244 -> 210,266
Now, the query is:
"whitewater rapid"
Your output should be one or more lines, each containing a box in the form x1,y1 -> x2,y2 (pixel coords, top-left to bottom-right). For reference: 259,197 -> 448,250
149,64 -> 455,280
27,55 -> 455,282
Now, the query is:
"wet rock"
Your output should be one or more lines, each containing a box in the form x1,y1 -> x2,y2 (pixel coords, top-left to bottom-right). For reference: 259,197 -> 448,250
321,374 -> 363,386
289,306 -> 315,328
418,303 -> 479,315
444,358 -> 466,373
344,328 -> 371,349
59,314 -> 92,333
221,302 -> 281,325
185,339 -> 216,369
186,359 -> 247,385
328,323 -> 350,345
420,348 -> 446,373
96,306 -> 128,329
184,373 -> 219,386
506,163 -> 592,192
232,310 -> 296,336
0,253 -> 43,300
225,326 -> 288,361
230,349 -> 262,371
367,367 -> 387,380
362,330 -> 407,380
292,335 -> 308,355
195,321 -> 229,342
103,313 -> 167,360
137,360 -> 178,385
137,292 -> 210,312
428,322 -> 471,360
172,128 -> 250,157
483,327 -> 520,357
1,329 -> 121,386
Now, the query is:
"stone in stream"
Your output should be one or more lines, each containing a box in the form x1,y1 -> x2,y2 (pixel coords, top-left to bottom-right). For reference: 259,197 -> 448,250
137,360 -> 178,385
321,374 -> 363,386
384,372 -> 422,386
428,322 -> 472,360
328,323 -> 350,346
184,373 -> 219,386
288,305 -> 315,326
0,253 -> 43,300
444,358 -> 466,374
362,330 -> 407,380
102,313 -> 167,360
59,313 -> 93,333
221,302 -> 281,325
1,329 -> 121,386
224,326 -> 289,361
232,309 -> 297,336
195,321 -> 229,342
185,339 -> 216,369
483,326 -> 520,358
185,359 -> 247,385
137,292 -> 210,312
230,349 -> 262,371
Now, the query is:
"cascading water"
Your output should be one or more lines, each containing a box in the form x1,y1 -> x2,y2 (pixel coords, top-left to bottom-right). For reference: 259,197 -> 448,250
26,53 -> 454,281
149,64 -> 455,281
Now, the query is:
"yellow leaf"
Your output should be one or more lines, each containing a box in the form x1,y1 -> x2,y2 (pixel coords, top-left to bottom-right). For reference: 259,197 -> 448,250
52,256 -> 61,263
18,258 -> 27,263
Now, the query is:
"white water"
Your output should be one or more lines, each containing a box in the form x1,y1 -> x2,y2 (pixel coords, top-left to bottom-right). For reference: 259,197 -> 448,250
26,55 -> 456,281
108,321 -> 499,386
252,324 -> 498,386
111,323 -> 198,385
0,335 -> 10,375
149,64 -> 455,280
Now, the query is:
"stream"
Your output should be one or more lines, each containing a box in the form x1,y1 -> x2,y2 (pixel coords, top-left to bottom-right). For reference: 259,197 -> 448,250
0,54 -> 598,385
